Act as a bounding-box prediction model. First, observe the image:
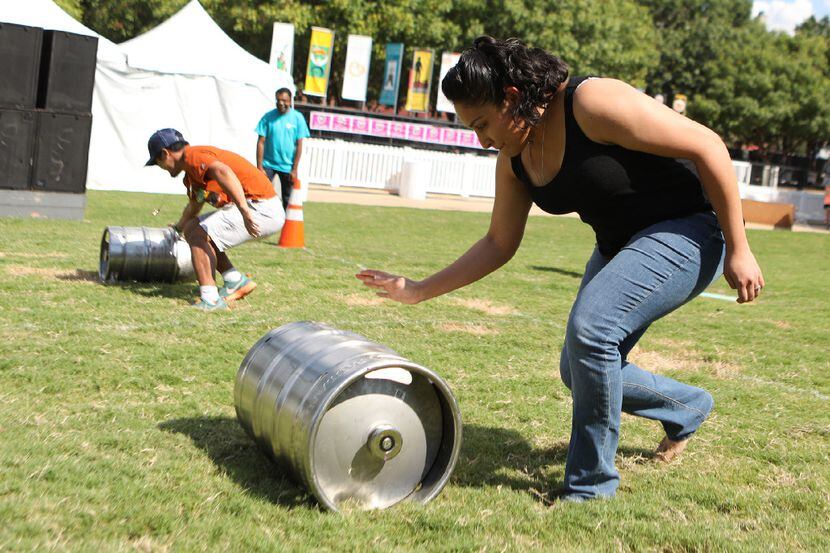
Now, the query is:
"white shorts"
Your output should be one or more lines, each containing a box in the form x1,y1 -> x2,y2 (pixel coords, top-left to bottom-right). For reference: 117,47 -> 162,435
198,197 -> 285,252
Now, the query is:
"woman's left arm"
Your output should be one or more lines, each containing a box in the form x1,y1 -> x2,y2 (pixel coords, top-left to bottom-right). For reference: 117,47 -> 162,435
572,78 -> 764,303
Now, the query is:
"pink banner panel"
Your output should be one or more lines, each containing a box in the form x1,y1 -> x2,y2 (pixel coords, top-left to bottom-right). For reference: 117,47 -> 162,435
458,131 -> 477,147
308,111 -> 484,150
369,119 -> 389,137
425,126 -> 442,143
310,112 -> 332,131
332,115 -> 351,132
407,124 -> 426,141
350,117 -> 369,133
389,122 -> 407,139
441,127 -> 458,145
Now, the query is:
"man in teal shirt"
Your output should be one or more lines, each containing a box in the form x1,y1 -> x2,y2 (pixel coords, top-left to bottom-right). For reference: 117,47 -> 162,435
256,88 -> 311,210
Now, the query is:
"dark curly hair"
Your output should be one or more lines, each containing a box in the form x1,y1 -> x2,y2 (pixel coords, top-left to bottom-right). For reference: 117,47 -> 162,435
441,36 -> 569,127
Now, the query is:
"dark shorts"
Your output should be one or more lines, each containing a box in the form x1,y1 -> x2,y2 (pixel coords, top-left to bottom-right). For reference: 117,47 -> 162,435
264,168 -> 293,210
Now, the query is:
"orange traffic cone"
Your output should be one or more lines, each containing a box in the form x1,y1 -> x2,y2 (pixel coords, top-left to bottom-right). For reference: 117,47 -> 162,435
278,178 -> 305,248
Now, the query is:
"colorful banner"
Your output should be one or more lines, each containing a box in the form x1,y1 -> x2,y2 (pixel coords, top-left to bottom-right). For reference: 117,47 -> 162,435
435,52 -> 460,114
304,27 -> 335,97
269,22 -> 295,75
379,43 -> 404,107
341,34 -> 373,102
308,111 -> 486,150
405,49 -> 434,113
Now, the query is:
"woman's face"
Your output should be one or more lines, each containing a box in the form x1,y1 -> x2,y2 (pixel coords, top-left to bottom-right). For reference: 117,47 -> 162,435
455,92 -> 531,156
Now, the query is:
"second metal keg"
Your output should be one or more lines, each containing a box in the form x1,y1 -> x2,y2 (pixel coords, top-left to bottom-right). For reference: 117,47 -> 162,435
98,226 -> 194,283
234,321 -> 463,511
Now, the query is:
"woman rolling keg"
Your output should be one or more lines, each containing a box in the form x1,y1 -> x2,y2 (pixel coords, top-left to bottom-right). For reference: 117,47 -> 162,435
357,36 -> 764,501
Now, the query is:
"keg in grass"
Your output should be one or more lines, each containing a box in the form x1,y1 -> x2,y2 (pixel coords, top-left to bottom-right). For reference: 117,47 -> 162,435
234,321 -> 463,511
98,226 -> 194,283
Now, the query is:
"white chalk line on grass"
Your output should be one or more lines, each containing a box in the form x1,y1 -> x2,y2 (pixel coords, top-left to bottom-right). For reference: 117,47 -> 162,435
736,374 -> 829,401
699,292 -> 737,302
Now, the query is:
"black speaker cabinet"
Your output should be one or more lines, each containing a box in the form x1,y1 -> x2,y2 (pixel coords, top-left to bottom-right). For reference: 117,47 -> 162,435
37,30 -> 98,112
32,110 -> 92,194
0,108 -> 37,190
0,23 -> 43,109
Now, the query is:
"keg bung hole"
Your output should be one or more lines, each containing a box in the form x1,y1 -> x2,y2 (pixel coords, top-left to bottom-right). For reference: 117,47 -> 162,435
364,367 -> 412,385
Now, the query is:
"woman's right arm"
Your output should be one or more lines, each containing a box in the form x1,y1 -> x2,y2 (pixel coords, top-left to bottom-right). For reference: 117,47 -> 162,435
356,154 -> 532,303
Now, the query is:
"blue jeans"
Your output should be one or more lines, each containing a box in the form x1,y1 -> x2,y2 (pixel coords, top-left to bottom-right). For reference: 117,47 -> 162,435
558,211 -> 725,500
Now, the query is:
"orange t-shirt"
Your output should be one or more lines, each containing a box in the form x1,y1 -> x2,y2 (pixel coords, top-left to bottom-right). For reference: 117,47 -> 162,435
181,145 -> 275,207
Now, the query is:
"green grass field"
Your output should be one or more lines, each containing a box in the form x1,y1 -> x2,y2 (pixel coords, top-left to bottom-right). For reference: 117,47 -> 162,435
1,190 -> 828,551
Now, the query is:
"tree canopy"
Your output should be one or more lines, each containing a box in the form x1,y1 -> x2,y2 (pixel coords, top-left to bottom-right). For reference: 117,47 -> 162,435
54,0 -> 830,157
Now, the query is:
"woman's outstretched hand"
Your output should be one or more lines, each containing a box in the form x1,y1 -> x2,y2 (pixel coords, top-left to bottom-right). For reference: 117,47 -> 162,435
355,270 -> 424,304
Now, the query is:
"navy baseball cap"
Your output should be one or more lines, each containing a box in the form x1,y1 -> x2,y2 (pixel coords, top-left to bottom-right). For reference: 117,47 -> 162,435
145,128 -> 186,166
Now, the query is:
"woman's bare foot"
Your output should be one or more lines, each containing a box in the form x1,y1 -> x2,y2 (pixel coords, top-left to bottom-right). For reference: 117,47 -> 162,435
655,436 -> 689,463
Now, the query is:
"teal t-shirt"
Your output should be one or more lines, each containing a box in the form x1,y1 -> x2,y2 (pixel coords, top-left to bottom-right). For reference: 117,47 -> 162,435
255,109 -> 311,172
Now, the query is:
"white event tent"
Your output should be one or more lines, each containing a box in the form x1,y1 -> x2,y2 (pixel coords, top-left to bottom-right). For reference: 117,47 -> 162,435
0,0 -> 124,64
0,0 -> 294,194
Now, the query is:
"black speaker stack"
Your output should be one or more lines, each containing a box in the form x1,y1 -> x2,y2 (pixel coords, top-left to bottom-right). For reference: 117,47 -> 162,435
0,21 -> 97,195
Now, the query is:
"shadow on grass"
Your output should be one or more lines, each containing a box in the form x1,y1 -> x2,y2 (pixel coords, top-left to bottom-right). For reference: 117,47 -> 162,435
159,417 -> 655,509
528,265 -> 584,279
454,424 -> 653,502
55,269 -> 100,282
56,267 -> 195,299
159,416 -> 314,509
110,280 -> 195,299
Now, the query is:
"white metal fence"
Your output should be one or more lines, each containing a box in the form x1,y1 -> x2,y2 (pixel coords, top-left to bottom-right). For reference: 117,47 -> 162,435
739,184 -> 825,224
299,139 -> 496,197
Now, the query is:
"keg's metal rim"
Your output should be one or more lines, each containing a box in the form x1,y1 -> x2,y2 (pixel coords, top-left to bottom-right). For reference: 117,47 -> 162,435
305,356 -> 463,512
98,227 -> 111,283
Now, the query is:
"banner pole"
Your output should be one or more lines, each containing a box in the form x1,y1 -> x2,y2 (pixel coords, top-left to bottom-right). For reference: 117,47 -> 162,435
393,48 -> 401,116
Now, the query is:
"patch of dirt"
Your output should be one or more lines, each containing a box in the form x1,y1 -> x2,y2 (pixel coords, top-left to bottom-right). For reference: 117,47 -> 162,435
2,252 -> 68,259
437,322 -> 498,335
342,293 -> 386,307
6,265 -> 61,277
627,343 -> 741,379
131,536 -> 170,553
451,297 -> 517,316
5,265 -> 98,283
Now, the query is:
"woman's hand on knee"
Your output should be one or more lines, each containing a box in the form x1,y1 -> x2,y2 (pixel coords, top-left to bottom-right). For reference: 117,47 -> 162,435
723,249 -> 765,303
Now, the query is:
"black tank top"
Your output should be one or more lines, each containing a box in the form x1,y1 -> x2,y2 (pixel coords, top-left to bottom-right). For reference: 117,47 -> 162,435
511,76 -> 711,256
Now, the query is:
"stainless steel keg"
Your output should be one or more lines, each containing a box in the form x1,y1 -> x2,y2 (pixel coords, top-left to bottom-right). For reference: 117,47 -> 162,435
234,321 -> 463,511
98,226 -> 194,283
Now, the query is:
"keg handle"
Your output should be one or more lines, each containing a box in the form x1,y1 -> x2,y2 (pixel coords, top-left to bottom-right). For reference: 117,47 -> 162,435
367,424 -> 402,461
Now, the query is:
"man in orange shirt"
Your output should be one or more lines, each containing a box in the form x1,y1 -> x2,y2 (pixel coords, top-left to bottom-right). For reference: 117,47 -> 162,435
146,128 -> 285,310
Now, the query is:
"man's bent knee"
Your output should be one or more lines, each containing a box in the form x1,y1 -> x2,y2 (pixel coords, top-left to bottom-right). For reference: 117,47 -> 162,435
183,220 -> 207,244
